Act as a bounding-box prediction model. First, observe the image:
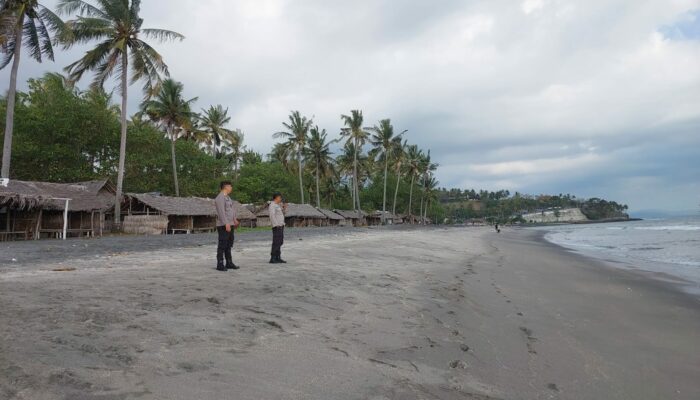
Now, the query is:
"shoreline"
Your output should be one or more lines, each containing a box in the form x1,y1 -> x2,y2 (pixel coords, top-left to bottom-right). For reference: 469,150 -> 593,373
532,223 -> 700,299
1,227 -> 699,399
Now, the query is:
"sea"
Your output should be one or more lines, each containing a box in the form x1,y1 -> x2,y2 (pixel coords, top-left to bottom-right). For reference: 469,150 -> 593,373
535,215 -> 700,295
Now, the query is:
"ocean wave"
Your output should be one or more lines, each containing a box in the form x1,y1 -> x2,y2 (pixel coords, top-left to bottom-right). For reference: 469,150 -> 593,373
634,225 -> 700,231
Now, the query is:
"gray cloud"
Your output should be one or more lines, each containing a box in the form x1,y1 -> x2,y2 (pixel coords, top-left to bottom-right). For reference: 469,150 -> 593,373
3,0 -> 700,212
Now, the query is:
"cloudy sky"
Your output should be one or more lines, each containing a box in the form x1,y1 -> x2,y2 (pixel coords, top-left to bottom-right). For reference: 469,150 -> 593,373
3,0 -> 700,213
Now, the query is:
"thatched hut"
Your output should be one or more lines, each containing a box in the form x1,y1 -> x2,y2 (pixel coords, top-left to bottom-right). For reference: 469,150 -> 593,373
316,208 -> 346,226
368,211 -> 398,225
333,209 -> 368,227
0,179 -> 114,241
256,203 -> 328,227
123,193 -> 255,234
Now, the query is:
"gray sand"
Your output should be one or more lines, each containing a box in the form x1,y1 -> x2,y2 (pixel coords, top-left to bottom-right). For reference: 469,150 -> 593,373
1,228 -> 699,399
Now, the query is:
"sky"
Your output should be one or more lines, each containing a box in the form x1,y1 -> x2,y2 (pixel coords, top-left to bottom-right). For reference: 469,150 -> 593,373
2,0 -> 700,214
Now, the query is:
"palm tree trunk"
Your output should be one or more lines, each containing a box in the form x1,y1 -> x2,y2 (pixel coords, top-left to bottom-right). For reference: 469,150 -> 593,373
170,126 -> 180,196
297,148 -> 304,204
114,52 -> 129,231
354,137 -> 360,211
408,174 -> 415,222
1,18 -> 24,179
392,169 -> 401,215
382,155 -> 388,223
315,161 -> 321,208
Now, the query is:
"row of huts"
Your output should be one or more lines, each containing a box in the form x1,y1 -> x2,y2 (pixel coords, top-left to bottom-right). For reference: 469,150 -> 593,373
1,179 -> 420,241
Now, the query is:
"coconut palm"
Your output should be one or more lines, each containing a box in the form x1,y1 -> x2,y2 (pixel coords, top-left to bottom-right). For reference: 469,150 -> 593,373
219,128 -> 244,181
418,150 -> 438,223
390,139 -> 408,215
0,0 -> 66,178
406,145 -> 423,220
304,126 -> 335,208
273,111 -> 312,204
58,0 -> 183,226
340,110 -> 370,212
199,104 -> 233,156
270,141 -> 292,169
142,78 -> 197,197
422,175 -> 439,224
369,119 -> 406,223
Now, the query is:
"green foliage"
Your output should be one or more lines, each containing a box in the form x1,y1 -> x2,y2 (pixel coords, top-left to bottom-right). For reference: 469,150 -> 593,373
0,74 -> 119,181
235,161 -> 300,204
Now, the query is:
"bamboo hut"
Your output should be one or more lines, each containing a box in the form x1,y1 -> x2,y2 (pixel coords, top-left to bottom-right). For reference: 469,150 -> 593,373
316,208 -> 346,226
123,193 -> 255,234
256,203 -> 328,227
0,180 -> 114,241
368,211 -> 398,225
333,209 -> 368,227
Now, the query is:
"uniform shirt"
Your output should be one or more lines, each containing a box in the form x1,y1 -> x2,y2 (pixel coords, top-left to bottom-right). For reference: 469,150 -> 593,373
215,192 -> 237,227
269,202 -> 286,227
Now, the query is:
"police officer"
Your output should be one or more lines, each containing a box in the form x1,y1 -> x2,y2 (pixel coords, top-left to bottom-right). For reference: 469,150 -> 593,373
269,192 -> 287,264
214,181 -> 239,271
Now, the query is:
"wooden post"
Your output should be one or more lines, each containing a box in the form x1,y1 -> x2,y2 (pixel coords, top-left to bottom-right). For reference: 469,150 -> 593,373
34,209 -> 42,240
90,211 -> 95,238
62,199 -> 70,240
99,211 -> 104,237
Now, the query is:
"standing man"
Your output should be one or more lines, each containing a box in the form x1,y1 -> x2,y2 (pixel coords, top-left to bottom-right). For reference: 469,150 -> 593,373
215,181 -> 239,272
269,192 -> 287,264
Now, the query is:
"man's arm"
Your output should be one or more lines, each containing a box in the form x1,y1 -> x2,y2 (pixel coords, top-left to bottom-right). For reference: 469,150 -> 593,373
215,195 -> 229,230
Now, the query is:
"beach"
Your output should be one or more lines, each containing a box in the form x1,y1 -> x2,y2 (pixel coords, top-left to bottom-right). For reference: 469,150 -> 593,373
1,227 -> 699,400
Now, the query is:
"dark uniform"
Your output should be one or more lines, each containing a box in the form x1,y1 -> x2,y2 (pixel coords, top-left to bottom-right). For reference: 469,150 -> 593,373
215,192 -> 237,270
269,201 -> 286,263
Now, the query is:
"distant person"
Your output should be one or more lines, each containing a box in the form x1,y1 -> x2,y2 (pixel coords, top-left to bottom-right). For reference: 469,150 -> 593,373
214,181 -> 239,272
269,192 -> 287,264
495,223 -> 500,233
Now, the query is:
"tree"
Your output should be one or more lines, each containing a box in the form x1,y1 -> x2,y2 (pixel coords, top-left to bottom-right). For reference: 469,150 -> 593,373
273,111 -> 312,204
142,78 -> 197,196
390,139 -> 408,215
219,128 -> 244,180
1,0 -> 66,178
58,0 -> 183,227
406,144 -> 422,219
199,104 -> 233,156
304,126 -> 334,208
369,119 -> 406,223
340,109 -> 369,212
418,150 -> 438,223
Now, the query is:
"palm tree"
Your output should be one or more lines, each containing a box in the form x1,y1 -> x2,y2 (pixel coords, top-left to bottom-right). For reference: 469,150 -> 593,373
418,150 -> 438,223
199,104 -> 233,156
58,0 -> 183,227
273,111 -> 312,204
406,145 -> 422,221
391,139 -> 408,215
369,119 -> 406,223
422,175 -> 439,224
304,126 -> 335,208
340,110 -> 370,212
0,0 -> 66,178
270,141 -> 292,169
219,128 -> 244,180
142,78 -> 197,196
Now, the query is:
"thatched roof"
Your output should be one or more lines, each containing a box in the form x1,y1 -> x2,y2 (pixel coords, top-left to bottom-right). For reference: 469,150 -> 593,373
333,209 -> 368,219
125,193 -> 255,220
0,180 -> 113,211
317,208 -> 345,220
256,202 -> 327,218
370,210 -> 397,219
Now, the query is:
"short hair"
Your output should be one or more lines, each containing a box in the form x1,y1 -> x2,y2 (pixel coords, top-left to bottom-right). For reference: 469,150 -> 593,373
220,180 -> 232,189
272,192 -> 282,200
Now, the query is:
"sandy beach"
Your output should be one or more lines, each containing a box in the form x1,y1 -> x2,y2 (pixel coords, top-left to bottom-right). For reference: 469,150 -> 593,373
1,227 -> 699,400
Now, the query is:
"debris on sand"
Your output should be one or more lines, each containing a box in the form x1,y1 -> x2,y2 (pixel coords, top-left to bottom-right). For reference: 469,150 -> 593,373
449,360 -> 468,369
51,267 -> 76,272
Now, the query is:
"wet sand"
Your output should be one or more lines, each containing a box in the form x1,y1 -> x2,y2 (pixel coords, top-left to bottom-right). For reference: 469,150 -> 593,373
1,227 -> 699,399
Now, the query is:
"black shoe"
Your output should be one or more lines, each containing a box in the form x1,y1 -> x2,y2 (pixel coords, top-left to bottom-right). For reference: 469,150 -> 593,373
216,264 -> 227,272
277,258 -> 287,264
226,263 -> 239,270
269,257 -> 278,264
